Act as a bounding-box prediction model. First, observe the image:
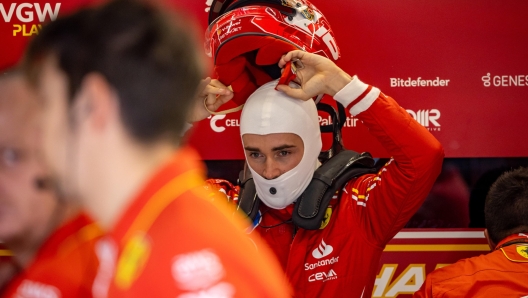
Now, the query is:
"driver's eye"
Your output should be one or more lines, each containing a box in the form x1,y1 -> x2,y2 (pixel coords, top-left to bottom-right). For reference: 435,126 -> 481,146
278,150 -> 291,157
249,152 -> 262,159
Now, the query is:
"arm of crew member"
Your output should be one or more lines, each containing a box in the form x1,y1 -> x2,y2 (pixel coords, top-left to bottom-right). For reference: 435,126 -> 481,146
412,275 -> 431,298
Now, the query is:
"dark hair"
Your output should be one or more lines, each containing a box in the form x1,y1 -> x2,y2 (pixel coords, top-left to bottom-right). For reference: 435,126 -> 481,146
485,167 -> 528,244
23,0 -> 204,144
469,168 -> 508,228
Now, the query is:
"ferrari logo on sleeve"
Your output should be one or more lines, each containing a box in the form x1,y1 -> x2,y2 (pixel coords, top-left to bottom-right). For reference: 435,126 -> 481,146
517,245 -> 528,259
500,244 -> 528,263
115,232 -> 151,289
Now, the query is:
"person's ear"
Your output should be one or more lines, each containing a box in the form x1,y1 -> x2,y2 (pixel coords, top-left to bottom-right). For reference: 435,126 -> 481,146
484,229 -> 496,250
77,73 -> 118,132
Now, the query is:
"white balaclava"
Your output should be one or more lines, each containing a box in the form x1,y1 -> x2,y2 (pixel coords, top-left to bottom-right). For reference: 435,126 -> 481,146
240,80 -> 322,209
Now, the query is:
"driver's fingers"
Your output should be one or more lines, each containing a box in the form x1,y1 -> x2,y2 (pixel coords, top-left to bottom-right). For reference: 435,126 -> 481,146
278,50 -> 305,68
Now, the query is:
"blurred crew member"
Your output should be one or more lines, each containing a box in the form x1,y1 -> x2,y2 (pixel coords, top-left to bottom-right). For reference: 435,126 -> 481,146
0,72 -> 102,297
195,50 -> 444,297
22,0 -> 290,297
414,167 -> 528,297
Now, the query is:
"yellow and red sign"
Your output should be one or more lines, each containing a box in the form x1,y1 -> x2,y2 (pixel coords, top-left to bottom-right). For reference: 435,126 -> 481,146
373,229 -> 489,297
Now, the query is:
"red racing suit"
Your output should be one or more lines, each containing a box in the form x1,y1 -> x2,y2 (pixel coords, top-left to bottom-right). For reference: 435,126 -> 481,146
207,76 -> 444,297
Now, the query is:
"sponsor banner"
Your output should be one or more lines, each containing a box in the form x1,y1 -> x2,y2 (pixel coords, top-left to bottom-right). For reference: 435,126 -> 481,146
0,0 -> 97,71
373,229 -> 489,297
0,0 -> 210,71
2,0 -> 528,158
189,0 -> 528,159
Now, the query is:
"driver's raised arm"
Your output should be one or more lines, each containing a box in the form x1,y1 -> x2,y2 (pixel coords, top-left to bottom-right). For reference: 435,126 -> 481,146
278,50 -> 444,246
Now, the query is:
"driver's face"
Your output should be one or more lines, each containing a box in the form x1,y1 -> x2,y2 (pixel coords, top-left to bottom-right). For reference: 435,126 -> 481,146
242,133 -> 304,180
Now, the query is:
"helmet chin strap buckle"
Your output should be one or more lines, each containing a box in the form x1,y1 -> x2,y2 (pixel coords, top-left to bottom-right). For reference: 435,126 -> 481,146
291,58 -> 304,71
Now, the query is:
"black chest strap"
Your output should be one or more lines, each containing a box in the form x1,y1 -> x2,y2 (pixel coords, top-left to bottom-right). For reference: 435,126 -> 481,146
237,166 -> 261,221
293,150 -> 377,230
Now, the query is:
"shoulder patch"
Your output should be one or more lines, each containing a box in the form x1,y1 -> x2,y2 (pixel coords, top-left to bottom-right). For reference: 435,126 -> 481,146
517,245 -> 528,259
500,244 -> 528,263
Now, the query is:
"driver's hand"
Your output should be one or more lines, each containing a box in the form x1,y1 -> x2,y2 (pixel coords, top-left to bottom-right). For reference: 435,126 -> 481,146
276,50 -> 352,100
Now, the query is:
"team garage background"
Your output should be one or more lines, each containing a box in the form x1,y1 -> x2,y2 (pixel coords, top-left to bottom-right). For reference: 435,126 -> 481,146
1,0 -> 527,297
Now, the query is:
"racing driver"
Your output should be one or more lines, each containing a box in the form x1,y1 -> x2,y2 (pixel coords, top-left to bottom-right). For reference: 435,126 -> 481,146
192,50 -> 444,297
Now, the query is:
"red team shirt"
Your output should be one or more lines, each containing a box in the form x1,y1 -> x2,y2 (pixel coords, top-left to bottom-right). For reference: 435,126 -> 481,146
1,213 -> 103,298
92,147 -> 290,298
0,244 -> 15,293
414,233 -> 528,297
208,77 -> 444,297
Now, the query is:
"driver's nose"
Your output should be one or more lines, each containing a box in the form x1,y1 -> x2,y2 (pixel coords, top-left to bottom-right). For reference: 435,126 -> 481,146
262,159 -> 281,180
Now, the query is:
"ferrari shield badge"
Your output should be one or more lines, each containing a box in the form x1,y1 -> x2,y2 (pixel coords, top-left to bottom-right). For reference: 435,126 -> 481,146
320,207 -> 332,229
517,245 -> 528,259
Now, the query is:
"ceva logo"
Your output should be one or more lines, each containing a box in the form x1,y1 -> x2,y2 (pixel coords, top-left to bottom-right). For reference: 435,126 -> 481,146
308,269 -> 338,283
312,239 -> 333,259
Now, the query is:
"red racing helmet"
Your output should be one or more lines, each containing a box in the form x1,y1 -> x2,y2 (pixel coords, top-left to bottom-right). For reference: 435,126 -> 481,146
205,0 -> 340,113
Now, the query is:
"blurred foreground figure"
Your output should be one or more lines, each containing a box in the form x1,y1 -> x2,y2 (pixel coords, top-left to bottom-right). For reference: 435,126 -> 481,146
415,167 -> 528,297
0,72 -> 102,297
23,0 -> 290,297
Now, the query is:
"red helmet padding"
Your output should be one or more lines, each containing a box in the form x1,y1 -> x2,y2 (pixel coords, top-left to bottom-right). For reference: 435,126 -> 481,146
227,69 -> 258,106
215,56 -> 247,85
213,35 -> 298,107
245,59 -> 273,86
216,35 -> 274,65
255,38 -> 298,65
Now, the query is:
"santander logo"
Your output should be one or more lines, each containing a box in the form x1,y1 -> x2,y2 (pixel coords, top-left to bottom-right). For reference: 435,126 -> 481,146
312,239 -> 333,259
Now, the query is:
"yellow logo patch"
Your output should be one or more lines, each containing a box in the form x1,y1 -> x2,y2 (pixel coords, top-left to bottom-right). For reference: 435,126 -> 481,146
516,245 -> 528,259
320,207 -> 332,229
115,232 -> 151,289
